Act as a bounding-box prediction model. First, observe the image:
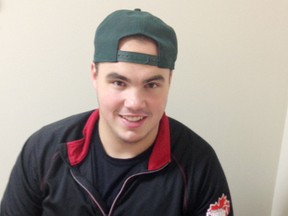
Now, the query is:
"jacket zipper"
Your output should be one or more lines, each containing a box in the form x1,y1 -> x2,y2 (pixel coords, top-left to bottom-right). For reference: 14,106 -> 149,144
70,170 -> 107,216
108,163 -> 170,216
71,163 -> 170,216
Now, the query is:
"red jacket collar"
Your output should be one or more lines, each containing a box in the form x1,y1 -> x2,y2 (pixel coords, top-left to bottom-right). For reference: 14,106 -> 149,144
67,109 -> 171,171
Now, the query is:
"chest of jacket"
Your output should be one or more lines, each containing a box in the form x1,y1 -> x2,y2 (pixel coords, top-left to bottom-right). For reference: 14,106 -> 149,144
41,157 -> 187,216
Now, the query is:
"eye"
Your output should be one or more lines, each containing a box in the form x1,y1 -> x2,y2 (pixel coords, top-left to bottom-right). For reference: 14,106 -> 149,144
145,82 -> 159,89
112,80 -> 126,87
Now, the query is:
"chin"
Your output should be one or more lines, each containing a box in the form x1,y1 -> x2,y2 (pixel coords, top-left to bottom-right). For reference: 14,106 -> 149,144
118,132 -> 146,145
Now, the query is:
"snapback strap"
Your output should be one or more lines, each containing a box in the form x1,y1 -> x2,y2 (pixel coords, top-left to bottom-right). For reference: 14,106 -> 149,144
117,50 -> 159,66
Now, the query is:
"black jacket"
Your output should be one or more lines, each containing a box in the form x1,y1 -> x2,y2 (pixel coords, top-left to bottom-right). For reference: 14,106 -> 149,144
1,110 -> 233,216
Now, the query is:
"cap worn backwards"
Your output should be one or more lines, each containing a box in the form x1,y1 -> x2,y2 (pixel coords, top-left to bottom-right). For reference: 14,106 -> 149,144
93,9 -> 177,70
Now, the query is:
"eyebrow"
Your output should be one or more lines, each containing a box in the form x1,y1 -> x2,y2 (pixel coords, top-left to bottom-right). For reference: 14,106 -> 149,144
106,72 -> 130,82
106,72 -> 165,84
143,75 -> 165,83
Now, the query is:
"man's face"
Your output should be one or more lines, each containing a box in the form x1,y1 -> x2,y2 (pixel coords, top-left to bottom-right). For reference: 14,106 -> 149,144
91,37 -> 172,149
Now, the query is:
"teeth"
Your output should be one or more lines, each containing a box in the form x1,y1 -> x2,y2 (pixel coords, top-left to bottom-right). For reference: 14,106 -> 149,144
122,116 -> 144,122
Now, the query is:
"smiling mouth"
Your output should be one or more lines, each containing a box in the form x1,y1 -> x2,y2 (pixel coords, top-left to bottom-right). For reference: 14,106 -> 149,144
120,115 -> 146,122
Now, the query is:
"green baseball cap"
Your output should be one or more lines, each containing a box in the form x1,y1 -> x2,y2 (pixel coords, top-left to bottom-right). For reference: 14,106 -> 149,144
93,9 -> 177,70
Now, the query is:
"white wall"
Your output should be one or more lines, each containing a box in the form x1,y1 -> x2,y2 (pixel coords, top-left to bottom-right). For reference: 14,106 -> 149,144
1,1 -> 288,215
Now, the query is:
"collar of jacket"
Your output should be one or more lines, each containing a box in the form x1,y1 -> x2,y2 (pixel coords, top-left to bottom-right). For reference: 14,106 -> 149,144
66,109 -> 171,171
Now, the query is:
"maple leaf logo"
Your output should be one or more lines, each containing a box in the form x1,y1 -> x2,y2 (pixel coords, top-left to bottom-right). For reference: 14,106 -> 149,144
206,194 -> 230,216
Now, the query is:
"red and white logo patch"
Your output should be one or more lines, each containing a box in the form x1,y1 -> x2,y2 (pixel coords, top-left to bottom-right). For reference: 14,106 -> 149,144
206,194 -> 230,216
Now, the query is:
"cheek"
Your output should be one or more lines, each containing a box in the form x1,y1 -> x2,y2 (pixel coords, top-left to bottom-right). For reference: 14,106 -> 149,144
148,92 -> 169,111
97,87 -> 123,109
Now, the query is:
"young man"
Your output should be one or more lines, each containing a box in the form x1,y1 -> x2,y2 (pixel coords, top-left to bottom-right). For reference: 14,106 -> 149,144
1,9 -> 233,216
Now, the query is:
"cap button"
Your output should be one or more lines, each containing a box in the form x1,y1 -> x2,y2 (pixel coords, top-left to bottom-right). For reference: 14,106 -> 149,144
134,8 -> 141,11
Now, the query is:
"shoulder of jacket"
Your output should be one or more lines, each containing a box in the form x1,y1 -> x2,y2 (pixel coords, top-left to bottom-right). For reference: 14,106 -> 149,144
24,110 -> 94,149
168,116 -> 216,159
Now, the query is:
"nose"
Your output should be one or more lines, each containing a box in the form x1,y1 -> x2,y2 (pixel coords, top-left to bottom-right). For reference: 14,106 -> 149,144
124,89 -> 146,110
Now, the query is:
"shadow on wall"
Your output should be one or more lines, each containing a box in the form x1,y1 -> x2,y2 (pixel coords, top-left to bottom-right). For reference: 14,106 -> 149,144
283,208 -> 288,216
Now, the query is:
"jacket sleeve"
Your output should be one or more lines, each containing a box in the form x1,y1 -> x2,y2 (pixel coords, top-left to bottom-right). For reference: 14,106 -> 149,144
188,147 -> 233,216
1,138 -> 43,216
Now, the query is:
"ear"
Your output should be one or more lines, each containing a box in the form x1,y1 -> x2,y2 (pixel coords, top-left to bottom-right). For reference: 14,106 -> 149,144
91,62 -> 98,88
